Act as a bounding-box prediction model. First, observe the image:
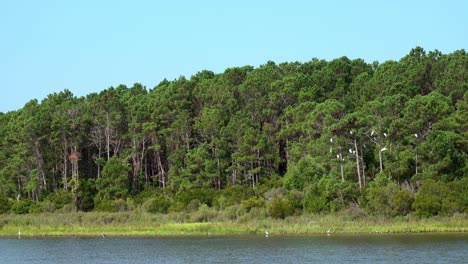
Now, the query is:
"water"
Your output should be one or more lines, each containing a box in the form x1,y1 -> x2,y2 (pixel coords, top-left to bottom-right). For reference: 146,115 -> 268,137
0,234 -> 466,263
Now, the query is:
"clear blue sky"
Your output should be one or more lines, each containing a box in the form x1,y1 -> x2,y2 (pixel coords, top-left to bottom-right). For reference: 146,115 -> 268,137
1,0 -> 467,112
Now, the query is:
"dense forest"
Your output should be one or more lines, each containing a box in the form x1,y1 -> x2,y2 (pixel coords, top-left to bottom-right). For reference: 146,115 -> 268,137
0,47 -> 466,219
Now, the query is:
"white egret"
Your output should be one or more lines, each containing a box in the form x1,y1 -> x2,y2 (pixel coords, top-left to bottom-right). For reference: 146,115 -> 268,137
381,147 -> 387,152
371,130 -> 375,136
265,230 -> 269,237
383,133 -> 387,137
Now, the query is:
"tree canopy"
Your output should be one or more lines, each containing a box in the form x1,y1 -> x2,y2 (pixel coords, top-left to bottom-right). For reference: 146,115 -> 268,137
0,47 -> 466,217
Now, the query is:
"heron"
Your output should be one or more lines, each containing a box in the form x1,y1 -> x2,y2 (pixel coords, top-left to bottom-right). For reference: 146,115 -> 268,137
265,230 -> 269,238
381,146 -> 387,152
326,229 -> 331,236
18,228 -> 21,239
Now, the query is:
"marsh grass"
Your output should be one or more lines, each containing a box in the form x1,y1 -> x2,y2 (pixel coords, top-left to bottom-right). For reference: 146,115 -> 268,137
0,211 -> 465,237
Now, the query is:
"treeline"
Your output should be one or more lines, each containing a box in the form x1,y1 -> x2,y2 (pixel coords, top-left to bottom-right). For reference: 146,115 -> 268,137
0,47 -> 466,218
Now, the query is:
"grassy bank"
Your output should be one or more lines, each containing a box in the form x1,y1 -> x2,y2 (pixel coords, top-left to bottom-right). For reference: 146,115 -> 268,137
0,211 -> 466,237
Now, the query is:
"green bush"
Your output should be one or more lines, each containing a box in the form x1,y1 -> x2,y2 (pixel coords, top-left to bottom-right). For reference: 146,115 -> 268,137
135,187 -> 161,205
364,183 -> 398,216
46,190 -> 73,210
413,178 -> 467,217
413,179 -> 445,217
11,199 -> 33,214
77,179 -> 96,211
214,185 -> 255,208
240,196 -> 265,212
141,196 -> 171,214
0,196 -> 12,214
286,190 -> 303,214
175,188 -> 216,207
390,189 -> 414,216
268,198 -> 293,219
93,198 -> 115,212
112,199 -> 129,212
186,199 -> 201,212
29,201 -> 50,213
303,184 -> 328,213
191,204 -> 218,222
284,156 -> 325,190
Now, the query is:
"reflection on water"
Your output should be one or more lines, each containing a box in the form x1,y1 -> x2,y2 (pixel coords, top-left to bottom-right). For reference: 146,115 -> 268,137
1,233 -> 467,264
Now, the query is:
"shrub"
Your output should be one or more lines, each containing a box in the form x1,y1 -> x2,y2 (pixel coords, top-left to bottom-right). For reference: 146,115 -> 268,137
284,156 -> 325,190
175,188 -> 216,207
240,197 -> 265,212
112,199 -> 128,212
186,199 -> 201,212
141,196 -> 171,214
214,185 -> 255,208
390,189 -> 414,216
413,179 -> 445,217
191,204 -> 218,222
268,198 -> 293,219
93,198 -> 115,212
286,190 -> 303,214
46,190 -> 73,210
11,199 -> 33,214
303,184 -> 328,213
364,183 -> 398,216
0,196 -> 12,214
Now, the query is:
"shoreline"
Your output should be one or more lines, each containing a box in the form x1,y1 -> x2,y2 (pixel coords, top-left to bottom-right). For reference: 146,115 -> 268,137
1,212 -> 466,237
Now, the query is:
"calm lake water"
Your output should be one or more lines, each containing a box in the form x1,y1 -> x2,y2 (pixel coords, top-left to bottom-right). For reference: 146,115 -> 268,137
1,233 -> 466,263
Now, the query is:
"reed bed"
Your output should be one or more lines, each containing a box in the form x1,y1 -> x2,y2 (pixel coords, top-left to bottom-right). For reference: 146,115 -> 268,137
0,211 -> 466,237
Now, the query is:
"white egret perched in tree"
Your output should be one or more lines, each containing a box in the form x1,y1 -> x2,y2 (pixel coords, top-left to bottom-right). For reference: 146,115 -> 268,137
381,146 -> 387,152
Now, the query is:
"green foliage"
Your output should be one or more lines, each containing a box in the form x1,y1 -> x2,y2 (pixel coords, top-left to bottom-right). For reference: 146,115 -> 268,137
240,197 -> 265,212
11,199 -> 33,214
390,189 -> 414,217
0,196 -> 12,214
268,198 -> 293,219
141,195 -> 172,214
412,179 -> 466,217
363,176 -> 398,216
0,47 -> 465,219
45,190 -> 73,210
175,188 -> 216,208
284,156 -> 325,190
96,157 -> 129,200
303,184 -> 328,213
